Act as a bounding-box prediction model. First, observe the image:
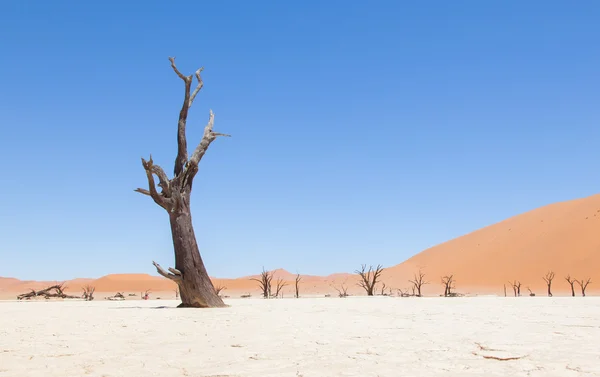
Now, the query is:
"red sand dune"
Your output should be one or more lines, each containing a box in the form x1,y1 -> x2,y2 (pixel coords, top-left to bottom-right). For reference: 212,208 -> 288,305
2,193 -> 599,298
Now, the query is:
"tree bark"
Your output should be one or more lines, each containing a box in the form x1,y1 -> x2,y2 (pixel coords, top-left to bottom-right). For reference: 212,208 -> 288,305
169,209 -> 225,308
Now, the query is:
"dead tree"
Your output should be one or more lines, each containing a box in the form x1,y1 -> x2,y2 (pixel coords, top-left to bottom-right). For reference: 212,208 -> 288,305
136,58 -> 229,308
355,264 -> 384,296
503,284 -> 507,297
408,269 -> 429,297
565,275 -> 576,297
542,271 -> 555,297
527,287 -> 535,297
441,275 -> 455,297
82,285 -> 96,301
379,282 -> 387,296
215,284 -> 226,296
576,278 -> 592,297
509,280 -> 522,297
17,283 -> 80,300
273,278 -> 287,298
332,282 -> 349,298
294,273 -> 301,298
250,268 -> 274,298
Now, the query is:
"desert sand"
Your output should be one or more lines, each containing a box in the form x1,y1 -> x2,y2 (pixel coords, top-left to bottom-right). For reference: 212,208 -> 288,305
1,297 -> 599,377
2,194 -> 599,299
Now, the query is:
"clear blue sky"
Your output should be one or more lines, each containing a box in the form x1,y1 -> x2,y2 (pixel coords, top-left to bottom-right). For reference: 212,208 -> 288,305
1,1 -> 599,281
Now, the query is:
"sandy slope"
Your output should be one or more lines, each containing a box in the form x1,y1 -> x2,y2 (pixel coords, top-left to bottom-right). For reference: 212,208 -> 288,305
381,193 -> 600,296
1,297 -> 599,377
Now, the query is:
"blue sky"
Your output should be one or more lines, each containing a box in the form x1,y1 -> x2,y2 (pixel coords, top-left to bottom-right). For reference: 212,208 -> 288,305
1,1 -> 599,281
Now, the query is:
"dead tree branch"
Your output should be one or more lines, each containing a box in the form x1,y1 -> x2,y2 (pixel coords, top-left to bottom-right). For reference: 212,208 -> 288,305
509,280 -> 522,297
409,269 -> 429,297
17,283 -> 80,300
576,278 -> 592,297
250,268 -> 274,298
355,264 -> 384,296
542,271 -> 555,297
565,275 -> 576,297
82,285 -> 96,301
332,282 -> 349,298
273,278 -> 287,298
294,273 -> 302,298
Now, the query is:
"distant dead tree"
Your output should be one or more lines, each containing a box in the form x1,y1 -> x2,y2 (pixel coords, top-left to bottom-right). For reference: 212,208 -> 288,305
409,269 -> 429,297
332,282 -> 349,298
542,271 -> 555,297
175,288 -> 179,299
509,280 -> 522,297
82,285 -> 96,301
250,268 -> 274,298
355,264 -> 384,296
17,283 -> 79,300
565,275 -> 576,297
576,278 -> 592,297
294,273 -> 302,298
503,284 -> 507,297
527,287 -> 535,297
441,275 -> 455,297
379,282 -> 388,296
273,277 -> 287,298
215,284 -> 227,296
137,58 -> 229,308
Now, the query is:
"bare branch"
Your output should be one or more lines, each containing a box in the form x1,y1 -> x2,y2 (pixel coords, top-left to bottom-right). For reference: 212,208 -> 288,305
189,67 -> 204,107
169,57 -> 193,177
136,156 -> 170,209
153,261 -> 182,282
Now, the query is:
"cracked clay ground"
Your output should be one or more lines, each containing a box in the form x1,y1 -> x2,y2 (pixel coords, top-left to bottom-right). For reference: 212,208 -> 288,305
1,296 -> 599,377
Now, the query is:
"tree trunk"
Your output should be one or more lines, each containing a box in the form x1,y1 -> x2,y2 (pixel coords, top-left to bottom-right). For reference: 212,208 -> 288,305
170,209 -> 225,308
570,284 -> 575,297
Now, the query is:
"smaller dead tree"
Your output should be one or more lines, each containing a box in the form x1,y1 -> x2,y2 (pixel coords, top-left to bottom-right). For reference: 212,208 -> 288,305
332,282 -> 349,298
409,269 -> 429,297
175,288 -> 179,299
215,284 -> 227,296
355,264 -> 384,296
273,277 -> 287,298
294,273 -> 301,298
250,268 -> 274,298
509,280 -> 522,297
527,287 -> 535,297
17,283 -> 80,300
542,271 -> 555,297
379,282 -> 388,296
576,278 -> 592,297
82,285 -> 96,301
565,275 -> 576,297
441,275 -> 455,297
503,284 -> 507,297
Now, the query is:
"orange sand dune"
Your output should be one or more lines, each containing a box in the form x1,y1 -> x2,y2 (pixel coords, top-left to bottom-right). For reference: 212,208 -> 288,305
2,193 -> 599,298
381,193 -> 600,296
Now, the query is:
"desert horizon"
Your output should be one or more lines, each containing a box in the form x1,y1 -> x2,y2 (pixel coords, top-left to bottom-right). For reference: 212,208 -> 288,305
3,192 -> 599,300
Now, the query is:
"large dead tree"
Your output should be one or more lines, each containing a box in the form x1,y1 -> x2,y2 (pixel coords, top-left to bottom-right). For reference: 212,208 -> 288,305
294,273 -> 301,298
542,271 -> 555,297
441,275 -> 455,297
250,268 -> 274,298
576,278 -> 591,297
136,57 -> 229,308
409,269 -> 429,297
565,275 -> 576,297
355,264 -> 384,296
